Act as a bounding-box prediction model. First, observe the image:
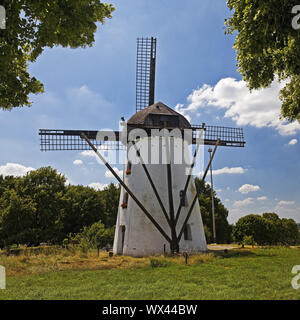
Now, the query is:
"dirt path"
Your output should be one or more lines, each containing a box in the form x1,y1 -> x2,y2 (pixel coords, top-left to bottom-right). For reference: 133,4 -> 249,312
207,244 -> 239,251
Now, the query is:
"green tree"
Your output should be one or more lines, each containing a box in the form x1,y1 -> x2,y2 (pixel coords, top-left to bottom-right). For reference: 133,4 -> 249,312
0,189 -> 36,246
100,183 -> 120,227
61,185 -> 106,236
20,167 -> 66,244
280,218 -> 299,245
226,0 -> 300,122
0,166 -> 120,246
233,213 -> 299,245
195,178 -> 232,243
0,0 -> 114,110
262,212 -> 282,245
233,214 -> 269,245
262,213 -> 298,245
0,175 -> 20,197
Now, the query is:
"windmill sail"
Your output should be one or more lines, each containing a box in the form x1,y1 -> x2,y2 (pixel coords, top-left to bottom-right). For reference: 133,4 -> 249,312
136,37 -> 157,112
39,129 -> 124,151
39,123 -> 245,151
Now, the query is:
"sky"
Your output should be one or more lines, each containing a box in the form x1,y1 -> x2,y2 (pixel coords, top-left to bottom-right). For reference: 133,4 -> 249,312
0,0 -> 299,224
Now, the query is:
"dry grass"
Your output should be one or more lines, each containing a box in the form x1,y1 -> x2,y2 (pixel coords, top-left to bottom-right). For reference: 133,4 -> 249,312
1,247 -> 299,299
0,247 -> 216,277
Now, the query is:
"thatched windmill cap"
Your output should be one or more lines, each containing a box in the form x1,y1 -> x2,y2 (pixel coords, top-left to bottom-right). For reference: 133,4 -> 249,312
127,102 -> 191,128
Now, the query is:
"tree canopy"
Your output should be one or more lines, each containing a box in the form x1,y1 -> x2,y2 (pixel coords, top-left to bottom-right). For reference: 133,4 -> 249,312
1,166 -> 298,248
233,213 -> 299,245
226,0 -> 300,122
0,166 -> 119,247
0,0 -> 114,110
0,167 -> 231,247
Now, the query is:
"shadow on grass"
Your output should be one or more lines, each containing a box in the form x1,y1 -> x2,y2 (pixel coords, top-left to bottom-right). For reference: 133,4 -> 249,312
212,248 -> 279,260
212,249 -> 256,259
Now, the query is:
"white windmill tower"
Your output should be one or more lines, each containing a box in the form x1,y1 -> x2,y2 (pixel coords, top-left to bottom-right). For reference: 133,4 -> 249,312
113,101 -> 208,256
39,37 -> 245,257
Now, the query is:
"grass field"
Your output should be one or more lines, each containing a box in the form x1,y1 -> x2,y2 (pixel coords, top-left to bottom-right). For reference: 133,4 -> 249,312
0,246 -> 299,300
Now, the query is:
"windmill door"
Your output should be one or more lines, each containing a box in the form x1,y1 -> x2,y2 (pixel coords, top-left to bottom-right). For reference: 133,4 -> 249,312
121,225 -> 126,254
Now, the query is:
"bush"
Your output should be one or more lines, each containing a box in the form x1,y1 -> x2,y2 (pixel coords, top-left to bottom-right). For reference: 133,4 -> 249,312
242,235 -> 256,246
69,221 -> 115,253
150,258 -> 172,268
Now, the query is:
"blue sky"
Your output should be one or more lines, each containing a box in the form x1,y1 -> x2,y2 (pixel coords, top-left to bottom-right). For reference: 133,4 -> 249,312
0,0 -> 299,224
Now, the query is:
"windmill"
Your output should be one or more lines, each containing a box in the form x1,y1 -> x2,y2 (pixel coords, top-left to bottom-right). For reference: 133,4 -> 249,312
39,37 -> 245,256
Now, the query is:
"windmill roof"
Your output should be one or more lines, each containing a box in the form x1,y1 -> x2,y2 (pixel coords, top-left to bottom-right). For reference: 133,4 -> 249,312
127,102 -> 191,128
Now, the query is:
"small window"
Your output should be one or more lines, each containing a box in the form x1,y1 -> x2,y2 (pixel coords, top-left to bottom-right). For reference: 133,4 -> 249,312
121,226 -> 126,252
184,224 -> 192,241
180,190 -> 187,207
146,114 -> 179,127
126,161 -> 132,175
121,192 -> 129,208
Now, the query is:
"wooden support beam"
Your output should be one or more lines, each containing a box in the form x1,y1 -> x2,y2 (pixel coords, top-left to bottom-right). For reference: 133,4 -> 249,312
165,136 -> 178,253
174,141 -> 201,226
177,139 -> 220,243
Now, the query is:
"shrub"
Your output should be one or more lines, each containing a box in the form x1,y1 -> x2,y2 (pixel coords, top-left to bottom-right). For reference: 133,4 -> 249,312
69,221 -> 115,253
242,235 -> 256,246
150,258 -> 172,268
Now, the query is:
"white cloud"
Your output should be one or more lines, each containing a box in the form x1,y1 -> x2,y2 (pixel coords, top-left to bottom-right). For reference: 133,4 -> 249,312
175,77 -> 300,136
80,148 -> 110,159
213,166 -> 246,175
238,184 -> 261,194
257,196 -> 268,201
288,139 -> 298,145
88,182 -> 108,191
268,202 -> 299,222
105,168 -> 123,178
0,164 -> 71,186
81,150 -> 96,158
199,166 -> 246,177
0,163 -> 35,177
229,198 -> 299,224
278,200 -> 295,206
56,171 -> 72,186
73,160 -> 83,165
64,178 -> 71,186
233,198 -> 254,207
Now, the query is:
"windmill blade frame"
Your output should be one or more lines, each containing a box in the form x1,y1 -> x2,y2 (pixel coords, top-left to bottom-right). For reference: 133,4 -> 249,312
39,124 -> 245,151
136,37 -> 157,112
39,129 -> 125,151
